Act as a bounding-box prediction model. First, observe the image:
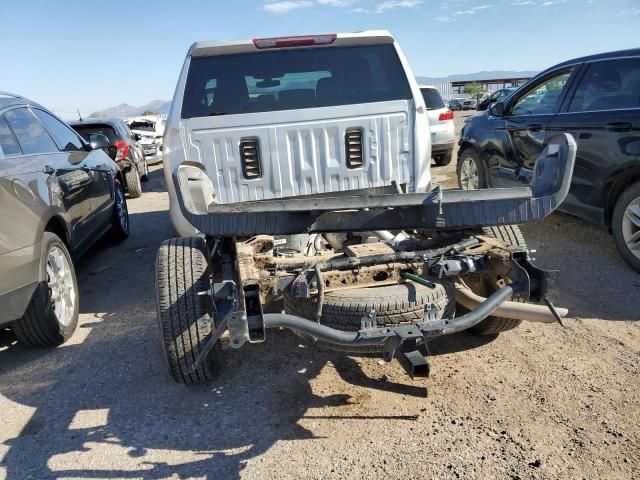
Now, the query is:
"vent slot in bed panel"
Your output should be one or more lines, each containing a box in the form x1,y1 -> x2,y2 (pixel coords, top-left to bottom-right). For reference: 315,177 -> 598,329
240,138 -> 262,179
345,129 -> 364,169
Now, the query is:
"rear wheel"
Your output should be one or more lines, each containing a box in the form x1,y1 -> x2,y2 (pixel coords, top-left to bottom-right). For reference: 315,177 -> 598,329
13,232 -> 79,347
434,150 -> 453,167
140,158 -> 149,182
156,237 -> 223,383
612,181 -> 640,272
125,166 -> 142,198
466,225 -> 527,335
110,179 -> 129,242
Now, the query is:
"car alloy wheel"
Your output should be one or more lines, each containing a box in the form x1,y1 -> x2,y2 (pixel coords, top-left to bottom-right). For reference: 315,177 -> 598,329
116,183 -> 129,234
47,245 -> 76,327
459,157 -> 479,190
621,196 -> 640,260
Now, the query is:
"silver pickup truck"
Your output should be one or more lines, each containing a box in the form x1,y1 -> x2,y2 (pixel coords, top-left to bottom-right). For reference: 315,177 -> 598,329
157,31 -> 575,384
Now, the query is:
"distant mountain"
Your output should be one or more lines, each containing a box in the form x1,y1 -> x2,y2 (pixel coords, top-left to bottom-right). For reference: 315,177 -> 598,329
416,70 -> 539,84
89,100 -> 171,118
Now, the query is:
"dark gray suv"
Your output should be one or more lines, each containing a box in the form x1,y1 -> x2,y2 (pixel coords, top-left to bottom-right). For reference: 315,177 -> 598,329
0,92 -> 129,347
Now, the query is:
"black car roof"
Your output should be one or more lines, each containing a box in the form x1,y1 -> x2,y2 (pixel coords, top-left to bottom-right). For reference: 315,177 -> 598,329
69,118 -> 124,127
540,48 -> 640,75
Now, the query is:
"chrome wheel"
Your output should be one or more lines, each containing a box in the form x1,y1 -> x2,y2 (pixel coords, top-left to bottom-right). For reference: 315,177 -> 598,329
460,157 -> 479,190
46,246 -> 75,327
116,184 -> 129,233
621,197 -> 640,260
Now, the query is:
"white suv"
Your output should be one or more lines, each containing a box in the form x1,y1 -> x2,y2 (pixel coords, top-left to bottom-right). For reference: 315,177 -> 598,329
419,85 -> 455,166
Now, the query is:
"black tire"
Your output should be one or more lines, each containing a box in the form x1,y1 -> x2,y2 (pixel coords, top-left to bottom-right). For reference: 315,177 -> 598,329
156,237 -> 223,383
284,279 -> 454,353
140,158 -> 149,182
435,150 -> 454,167
110,179 -> 129,242
612,182 -> 640,272
467,225 -> 527,335
125,166 -> 142,198
457,148 -> 487,190
13,232 -> 79,347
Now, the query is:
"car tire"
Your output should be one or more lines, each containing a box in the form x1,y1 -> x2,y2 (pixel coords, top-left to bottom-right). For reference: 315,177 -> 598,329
284,279 -> 454,353
457,149 -> 486,190
140,158 -> 149,182
435,150 -> 453,167
13,232 -> 79,347
466,225 -> 527,335
110,179 -> 130,242
612,181 -> 640,272
156,237 -> 223,383
125,167 -> 142,198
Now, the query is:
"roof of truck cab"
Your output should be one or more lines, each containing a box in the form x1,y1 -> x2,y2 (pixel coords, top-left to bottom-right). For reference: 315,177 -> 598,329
189,30 -> 395,57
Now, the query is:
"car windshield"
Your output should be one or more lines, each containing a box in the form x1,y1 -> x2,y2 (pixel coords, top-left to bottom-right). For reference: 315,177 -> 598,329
181,44 -> 413,118
420,88 -> 445,110
72,124 -> 119,144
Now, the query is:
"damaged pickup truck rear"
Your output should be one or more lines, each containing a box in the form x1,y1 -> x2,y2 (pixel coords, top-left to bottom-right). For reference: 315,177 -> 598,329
156,31 -> 575,384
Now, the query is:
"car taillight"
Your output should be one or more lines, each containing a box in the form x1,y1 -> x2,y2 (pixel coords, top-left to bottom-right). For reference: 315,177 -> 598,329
114,139 -> 129,162
253,34 -> 337,49
438,110 -> 454,121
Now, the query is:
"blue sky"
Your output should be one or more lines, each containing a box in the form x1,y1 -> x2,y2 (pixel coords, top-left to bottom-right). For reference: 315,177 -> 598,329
0,0 -> 638,117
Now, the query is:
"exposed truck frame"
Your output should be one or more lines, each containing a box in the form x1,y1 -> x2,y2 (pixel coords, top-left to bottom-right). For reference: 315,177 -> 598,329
156,133 -> 576,382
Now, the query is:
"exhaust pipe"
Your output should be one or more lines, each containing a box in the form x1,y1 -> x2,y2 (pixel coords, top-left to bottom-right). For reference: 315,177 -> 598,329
454,284 -> 568,324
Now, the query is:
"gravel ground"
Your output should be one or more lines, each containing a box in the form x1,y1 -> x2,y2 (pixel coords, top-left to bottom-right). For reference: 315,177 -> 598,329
1,113 -> 639,479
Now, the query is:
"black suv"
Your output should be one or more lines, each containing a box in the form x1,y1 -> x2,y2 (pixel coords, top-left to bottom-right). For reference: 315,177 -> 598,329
70,118 -> 148,198
457,49 -> 640,271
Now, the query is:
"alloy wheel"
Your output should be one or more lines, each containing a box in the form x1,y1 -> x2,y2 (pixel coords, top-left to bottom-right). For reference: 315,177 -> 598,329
116,184 -> 129,233
46,246 -> 76,327
460,157 -> 479,190
621,196 -> 640,260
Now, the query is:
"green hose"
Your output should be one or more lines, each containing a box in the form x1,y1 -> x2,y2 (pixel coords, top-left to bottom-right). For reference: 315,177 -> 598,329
400,272 -> 436,289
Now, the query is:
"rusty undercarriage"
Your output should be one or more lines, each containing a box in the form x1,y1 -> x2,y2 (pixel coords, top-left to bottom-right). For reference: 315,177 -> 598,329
155,133 -> 576,383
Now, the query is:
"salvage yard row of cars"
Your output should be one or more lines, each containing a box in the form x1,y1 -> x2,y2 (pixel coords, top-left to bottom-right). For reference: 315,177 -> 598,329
0,34 -> 637,390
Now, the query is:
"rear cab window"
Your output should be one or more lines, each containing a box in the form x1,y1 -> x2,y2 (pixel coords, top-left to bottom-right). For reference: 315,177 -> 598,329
420,88 -> 445,110
181,44 -> 413,118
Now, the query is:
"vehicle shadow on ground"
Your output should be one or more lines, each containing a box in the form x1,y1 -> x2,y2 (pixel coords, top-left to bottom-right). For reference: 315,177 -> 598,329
521,212 -> 640,321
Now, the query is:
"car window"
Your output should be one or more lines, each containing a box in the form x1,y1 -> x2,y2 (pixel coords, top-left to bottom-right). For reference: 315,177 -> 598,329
569,58 -> 640,112
510,71 -> 572,116
0,115 -> 21,156
72,124 -> 119,144
182,44 -> 413,118
4,108 -> 58,155
33,109 -> 84,152
420,88 -> 445,110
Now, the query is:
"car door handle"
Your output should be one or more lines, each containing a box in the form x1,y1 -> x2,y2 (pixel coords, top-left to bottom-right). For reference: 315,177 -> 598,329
527,124 -> 543,132
43,165 -> 55,175
605,122 -> 632,132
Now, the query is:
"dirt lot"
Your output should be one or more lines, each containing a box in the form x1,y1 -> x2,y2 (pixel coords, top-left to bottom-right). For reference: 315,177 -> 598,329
1,112 -> 639,479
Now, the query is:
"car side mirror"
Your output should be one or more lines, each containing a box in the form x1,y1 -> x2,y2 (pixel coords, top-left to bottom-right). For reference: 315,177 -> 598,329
489,102 -> 504,117
89,133 -> 110,150
133,133 -> 142,141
